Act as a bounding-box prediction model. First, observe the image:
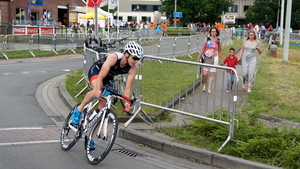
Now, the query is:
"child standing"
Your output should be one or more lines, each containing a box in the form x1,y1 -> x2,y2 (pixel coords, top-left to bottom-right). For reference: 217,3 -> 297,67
220,48 -> 238,92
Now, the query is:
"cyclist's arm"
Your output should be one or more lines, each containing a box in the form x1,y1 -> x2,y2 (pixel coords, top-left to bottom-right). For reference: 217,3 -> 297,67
95,54 -> 117,97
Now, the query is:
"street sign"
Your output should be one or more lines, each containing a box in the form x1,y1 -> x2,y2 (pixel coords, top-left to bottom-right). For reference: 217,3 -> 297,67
173,12 -> 182,18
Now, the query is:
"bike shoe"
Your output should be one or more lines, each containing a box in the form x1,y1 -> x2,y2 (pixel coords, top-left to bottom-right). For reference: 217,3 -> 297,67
90,140 -> 95,150
71,106 -> 82,125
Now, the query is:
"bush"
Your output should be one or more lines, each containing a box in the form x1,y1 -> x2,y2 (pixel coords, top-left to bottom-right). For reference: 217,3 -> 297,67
166,28 -> 195,36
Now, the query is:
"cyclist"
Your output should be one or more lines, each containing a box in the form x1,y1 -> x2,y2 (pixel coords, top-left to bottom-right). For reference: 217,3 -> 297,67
71,41 -> 144,128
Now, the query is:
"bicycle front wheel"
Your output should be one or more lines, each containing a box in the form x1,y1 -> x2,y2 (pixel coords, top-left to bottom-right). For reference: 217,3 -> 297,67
60,104 -> 80,151
86,110 -> 118,165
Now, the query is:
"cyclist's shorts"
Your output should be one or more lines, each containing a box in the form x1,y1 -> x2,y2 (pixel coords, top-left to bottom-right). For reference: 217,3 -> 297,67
88,65 -> 113,96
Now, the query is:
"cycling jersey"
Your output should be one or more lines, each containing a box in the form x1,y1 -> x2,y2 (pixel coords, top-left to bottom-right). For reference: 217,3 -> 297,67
88,52 -> 131,85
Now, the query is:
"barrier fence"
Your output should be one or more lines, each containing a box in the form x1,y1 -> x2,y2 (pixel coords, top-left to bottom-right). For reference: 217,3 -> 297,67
77,28 -> 239,151
1,28 -> 236,60
137,55 -> 239,151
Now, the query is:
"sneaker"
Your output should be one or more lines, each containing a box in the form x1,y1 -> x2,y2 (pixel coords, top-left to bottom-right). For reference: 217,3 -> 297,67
231,85 -> 233,90
90,140 -> 95,150
226,89 -> 230,93
71,106 -> 82,125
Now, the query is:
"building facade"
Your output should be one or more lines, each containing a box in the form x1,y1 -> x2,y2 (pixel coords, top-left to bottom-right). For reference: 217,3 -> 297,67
0,0 -> 85,26
0,0 -> 254,27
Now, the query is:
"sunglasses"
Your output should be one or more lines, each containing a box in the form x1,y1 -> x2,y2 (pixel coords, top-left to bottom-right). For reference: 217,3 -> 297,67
130,55 -> 140,61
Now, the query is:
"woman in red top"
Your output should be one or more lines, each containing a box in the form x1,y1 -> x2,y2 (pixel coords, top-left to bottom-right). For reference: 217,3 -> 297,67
220,48 -> 238,92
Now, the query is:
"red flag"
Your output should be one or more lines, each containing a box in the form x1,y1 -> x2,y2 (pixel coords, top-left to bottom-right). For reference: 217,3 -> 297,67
87,0 -> 102,7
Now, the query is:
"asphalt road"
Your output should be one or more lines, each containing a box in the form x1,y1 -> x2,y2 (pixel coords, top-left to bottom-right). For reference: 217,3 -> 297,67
0,54 -> 216,169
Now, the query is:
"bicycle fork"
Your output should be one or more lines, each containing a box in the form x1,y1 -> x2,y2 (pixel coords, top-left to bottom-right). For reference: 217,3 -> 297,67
96,113 -> 109,140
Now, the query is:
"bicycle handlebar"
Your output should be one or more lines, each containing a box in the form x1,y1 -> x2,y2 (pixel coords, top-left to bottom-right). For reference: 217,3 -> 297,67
93,85 -> 135,112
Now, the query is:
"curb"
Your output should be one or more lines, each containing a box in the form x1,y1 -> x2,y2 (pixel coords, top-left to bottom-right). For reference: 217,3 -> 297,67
119,128 -> 282,169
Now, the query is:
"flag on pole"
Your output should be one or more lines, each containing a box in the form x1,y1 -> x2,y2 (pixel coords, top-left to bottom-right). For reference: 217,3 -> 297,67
108,0 -> 118,9
27,2 -> 31,19
87,0 -> 102,7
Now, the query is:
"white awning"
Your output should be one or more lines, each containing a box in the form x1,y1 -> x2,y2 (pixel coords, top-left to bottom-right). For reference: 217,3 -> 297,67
58,5 -> 68,9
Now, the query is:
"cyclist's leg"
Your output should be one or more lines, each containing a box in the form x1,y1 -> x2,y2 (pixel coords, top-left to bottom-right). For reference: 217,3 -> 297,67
77,65 -> 99,112
86,110 -> 118,165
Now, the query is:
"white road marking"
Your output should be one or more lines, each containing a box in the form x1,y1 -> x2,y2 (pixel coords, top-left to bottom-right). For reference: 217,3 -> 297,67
0,127 -> 44,130
38,71 -> 47,73
62,69 -> 70,72
3,72 -> 12,75
0,140 -> 60,146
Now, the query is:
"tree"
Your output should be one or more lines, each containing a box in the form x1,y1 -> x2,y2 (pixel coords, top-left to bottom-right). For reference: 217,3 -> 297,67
245,0 -> 300,30
161,0 -> 233,27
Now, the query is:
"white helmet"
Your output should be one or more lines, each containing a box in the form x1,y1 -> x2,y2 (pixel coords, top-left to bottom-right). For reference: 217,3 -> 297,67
124,41 -> 144,59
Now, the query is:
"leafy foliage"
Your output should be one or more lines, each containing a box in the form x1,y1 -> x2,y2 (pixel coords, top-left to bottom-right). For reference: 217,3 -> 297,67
161,0 -> 233,26
245,0 -> 300,29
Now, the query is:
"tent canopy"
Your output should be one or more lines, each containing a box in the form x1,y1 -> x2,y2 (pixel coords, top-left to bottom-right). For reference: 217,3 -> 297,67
70,7 -> 113,20
79,11 -> 107,20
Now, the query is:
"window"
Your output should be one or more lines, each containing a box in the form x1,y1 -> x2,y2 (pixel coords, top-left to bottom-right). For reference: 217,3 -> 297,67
244,6 -> 249,13
16,8 -> 26,24
132,5 -> 161,12
228,5 -> 238,13
142,16 -> 151,22
127,16 -> 137,22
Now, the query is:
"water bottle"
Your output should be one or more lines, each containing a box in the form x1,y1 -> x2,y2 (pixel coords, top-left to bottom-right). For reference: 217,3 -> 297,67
89,109 -> 99,121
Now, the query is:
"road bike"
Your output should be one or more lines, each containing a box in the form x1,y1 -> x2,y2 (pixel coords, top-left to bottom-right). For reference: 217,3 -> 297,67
60,83 -> 152,165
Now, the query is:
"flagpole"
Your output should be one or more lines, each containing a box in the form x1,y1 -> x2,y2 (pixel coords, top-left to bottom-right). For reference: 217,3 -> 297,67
117,0 -> 119,39
107,2 -> 110,42
95,3 -> 98,36
86,4 -> 88,33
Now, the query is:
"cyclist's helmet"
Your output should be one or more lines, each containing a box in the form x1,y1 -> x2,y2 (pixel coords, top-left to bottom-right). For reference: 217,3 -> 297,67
124,41 -> 144,59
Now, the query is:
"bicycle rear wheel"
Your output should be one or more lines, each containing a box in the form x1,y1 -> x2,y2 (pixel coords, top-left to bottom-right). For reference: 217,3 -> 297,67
60,104 -> 80,151
86,110 -> 118,165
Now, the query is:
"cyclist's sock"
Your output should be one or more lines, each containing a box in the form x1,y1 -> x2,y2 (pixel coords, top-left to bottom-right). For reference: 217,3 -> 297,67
90,140 -> 95,150
71,106 -> 82,125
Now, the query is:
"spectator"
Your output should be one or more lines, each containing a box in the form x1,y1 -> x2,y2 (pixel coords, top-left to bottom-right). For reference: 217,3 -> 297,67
231,26 -> 236,37
162,22 -> 167,36
71,22 -> 78,33
156,22 -> 162,37
260,25 -> 266,38
197,27 -> 222,94
268,25 -> 273,31
86,21 -> 90,29
238,30 -> 262,93
220,48 -> 238,92
248,23 -> 253,30
48,16 -> 54,26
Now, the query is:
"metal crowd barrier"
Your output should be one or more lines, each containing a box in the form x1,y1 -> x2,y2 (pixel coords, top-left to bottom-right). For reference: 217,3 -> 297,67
1,28 -> 234,60
0,35 -> 8,59
75,47 -> 101,98
137,55 -> 239,151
